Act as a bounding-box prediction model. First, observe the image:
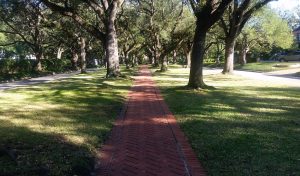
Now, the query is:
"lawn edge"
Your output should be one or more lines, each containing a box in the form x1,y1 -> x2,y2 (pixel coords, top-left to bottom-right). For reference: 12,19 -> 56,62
150,66 -> 207,176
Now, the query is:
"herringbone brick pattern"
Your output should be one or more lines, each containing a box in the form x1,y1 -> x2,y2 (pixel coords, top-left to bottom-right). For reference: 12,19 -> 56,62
96,65 -> 206,176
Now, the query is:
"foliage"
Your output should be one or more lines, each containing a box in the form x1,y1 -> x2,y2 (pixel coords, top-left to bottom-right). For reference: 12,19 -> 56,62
250,8 -> 293,50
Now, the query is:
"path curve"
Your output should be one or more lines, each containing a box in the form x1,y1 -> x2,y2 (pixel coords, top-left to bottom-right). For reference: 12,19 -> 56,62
96,65 -> 205,176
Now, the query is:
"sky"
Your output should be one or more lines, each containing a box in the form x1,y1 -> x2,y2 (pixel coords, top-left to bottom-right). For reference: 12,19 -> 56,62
270,0 -> 300,11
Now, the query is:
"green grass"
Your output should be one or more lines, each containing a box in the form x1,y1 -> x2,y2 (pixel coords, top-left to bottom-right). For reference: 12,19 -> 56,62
0,67 -> 135,176
151,66 -> 300,176
235,62 -> 300,72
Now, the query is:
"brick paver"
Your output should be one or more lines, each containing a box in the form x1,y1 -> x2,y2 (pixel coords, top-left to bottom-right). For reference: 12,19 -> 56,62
96,65 -> 206,176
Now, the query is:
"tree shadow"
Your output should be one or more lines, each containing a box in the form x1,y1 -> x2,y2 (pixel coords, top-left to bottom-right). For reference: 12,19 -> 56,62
0,70 -> 134,176
159,85 -> 300,176
0,120 -> 96,176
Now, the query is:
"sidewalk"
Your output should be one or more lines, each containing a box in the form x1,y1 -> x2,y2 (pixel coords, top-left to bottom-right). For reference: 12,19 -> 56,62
96,65 -> 205,176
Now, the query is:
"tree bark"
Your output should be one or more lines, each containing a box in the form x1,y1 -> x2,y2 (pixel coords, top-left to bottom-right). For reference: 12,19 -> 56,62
34,52 -> 43,72
173,50 -> 177,64
57,47 -> 64,60
185,49 -> 192,68
153,53 -> 159,67
222,38 -> 236,74
71,50 -> 79,71
239,48 -> 248,65
79,37 -> 87,73
188,23 -> 207,89
105,1 -> 121,78
160,54 -> 168,72
34,48 -> 43,72
149,55 -> 153,65
124,51 -> 130,69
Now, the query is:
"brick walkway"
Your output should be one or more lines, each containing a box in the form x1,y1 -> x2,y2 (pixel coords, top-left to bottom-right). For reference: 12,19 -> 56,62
96,65 -> 206,176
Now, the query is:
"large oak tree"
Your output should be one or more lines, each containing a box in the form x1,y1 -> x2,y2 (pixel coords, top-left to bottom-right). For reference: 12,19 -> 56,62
187,0 -> 232,89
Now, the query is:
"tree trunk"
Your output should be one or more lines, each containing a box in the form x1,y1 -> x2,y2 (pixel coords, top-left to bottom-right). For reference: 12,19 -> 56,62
131,55 -> 136,67
222,38 -> 236,74
105,1 -> 121,78
215,54 -> 220,64
186,49 -> 191,68
153,49 -> 160,67
71,50 -> 79,71
160,54 -> 168,72
148,54 -> 153,65
34,50 -> 43,72
57,47 -> 64,60
239,48 -> 248,65
173,50 -> 177,64
124,51 -> 130,69
79,37 -> 87,73
188,23 -> 207,89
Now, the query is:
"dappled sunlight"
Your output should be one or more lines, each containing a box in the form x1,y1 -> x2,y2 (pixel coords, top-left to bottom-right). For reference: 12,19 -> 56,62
151,66 -> 300,175
248,107 -> 289,114
0,68 -> 135,175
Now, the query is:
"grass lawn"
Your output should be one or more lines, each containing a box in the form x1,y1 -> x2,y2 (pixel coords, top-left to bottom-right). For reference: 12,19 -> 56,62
151,66 -> 300,176
0,67 -> 134,176
235,62 -> 300,72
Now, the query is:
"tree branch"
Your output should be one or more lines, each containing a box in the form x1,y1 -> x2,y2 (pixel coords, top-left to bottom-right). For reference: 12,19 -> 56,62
40,0 -> 106,42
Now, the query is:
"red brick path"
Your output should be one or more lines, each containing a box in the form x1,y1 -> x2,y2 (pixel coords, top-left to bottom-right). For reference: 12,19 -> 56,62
96,65 -> 206,176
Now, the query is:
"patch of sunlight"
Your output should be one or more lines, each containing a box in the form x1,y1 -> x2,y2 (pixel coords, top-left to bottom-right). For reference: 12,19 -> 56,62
72,75 -> 94,79
2,115 -> 90,146
0,92 -> 28,101
103,80 -> 116,85
63,135 -> 86,145
209,103 -> 236,110
155,77 -> 188,82
60,91 -> 77,96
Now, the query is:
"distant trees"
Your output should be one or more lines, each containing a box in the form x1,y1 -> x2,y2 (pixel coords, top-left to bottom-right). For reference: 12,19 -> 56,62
135,0 -> 191,71
236,8 -> 293,65
117,3 -> 144,68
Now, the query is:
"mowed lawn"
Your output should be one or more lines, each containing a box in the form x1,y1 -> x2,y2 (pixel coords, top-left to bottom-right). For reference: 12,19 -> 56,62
235,62 -> 300,73
152,66 -> 300,176
0,68 -> 134,176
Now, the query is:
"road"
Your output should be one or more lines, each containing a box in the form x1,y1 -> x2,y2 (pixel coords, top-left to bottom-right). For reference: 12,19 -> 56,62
204,68 -> 300,87
0,68 -> 98,91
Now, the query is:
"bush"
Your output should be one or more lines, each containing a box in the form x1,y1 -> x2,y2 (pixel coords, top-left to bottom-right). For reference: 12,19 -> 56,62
16,59 -> 34,75
0,58 -> 16,74
42,58 -> 71,73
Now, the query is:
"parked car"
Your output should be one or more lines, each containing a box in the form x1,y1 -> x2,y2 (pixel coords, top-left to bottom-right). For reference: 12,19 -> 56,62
269,52 -> 286,61
279,51 -> 300,62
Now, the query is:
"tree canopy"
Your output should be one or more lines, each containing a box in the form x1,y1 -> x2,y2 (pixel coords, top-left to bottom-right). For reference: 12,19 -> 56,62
0,0 -> 295,87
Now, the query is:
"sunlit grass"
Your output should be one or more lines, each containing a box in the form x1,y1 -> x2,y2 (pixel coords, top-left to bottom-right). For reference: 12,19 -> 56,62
0,67 -> 135,176
151,65 -> 300,176
235,62 -> 300,72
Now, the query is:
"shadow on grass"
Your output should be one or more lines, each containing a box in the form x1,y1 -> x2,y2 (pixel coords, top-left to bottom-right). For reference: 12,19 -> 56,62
0,70 -> 134,176
159,85 -> 300,176
0,120 -> 95,176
